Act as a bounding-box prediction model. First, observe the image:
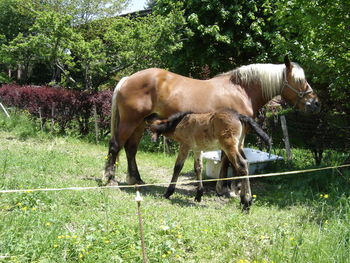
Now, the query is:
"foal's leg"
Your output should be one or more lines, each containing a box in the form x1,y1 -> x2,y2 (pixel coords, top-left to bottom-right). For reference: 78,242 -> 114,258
124,123 -> 146,185
216,153 -> 239,198
221,141 -> 251,211
193,151 -> 204,202
216,153 -> 229,195
164,145 -> 189,199
238,133 -> 252,210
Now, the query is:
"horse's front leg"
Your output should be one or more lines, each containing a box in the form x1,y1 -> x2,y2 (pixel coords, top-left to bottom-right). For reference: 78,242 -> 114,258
164,145 -> 189,199
194,151 -> 204,202
125,123 -> 146,185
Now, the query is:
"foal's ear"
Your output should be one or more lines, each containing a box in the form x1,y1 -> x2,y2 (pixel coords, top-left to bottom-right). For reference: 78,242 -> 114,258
284,55 -> 292,71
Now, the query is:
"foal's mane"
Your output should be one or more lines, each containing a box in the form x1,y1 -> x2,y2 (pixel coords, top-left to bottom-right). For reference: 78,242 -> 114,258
222,63 -> 306,100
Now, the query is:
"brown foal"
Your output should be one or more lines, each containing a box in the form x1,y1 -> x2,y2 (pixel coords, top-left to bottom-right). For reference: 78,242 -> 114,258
148,109 -> 272,211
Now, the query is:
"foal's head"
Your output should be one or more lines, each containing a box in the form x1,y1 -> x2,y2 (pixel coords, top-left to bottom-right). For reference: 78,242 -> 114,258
281,56 -> 321,114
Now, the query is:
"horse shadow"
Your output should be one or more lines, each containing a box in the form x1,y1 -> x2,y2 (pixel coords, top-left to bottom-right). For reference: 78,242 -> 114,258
83,173 -> 232,208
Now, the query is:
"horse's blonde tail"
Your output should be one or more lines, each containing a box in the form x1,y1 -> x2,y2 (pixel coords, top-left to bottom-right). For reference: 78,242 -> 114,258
111,77 -> 128,139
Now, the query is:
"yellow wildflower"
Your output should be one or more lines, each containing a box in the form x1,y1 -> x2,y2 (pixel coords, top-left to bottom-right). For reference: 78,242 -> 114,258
324,194 -> 329,198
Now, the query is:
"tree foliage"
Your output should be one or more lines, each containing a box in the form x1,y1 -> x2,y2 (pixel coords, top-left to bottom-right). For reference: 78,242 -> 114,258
0,0 -> 348,115
0,0 -> 185,89
154,0 -> 279,76
270,0 -> 350,113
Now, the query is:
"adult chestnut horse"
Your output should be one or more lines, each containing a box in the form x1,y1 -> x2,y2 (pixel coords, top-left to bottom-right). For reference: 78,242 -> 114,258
103,56 -> 320,189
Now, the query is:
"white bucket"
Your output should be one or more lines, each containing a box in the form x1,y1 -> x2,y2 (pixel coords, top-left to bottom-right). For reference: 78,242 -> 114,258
203,148 -> 283,178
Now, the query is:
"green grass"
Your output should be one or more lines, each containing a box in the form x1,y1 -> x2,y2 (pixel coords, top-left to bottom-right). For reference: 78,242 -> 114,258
1,114 -> 350,262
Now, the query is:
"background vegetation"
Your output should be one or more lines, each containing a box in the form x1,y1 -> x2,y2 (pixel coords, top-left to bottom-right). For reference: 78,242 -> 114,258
0,0 -> 348,112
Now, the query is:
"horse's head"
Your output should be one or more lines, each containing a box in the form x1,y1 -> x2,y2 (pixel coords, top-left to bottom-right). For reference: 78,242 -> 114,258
149,119 -> 168,142
281,56 -> 321,114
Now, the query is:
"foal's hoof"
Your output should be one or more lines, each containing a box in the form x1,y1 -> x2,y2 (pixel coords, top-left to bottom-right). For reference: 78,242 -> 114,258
194,189 -> 203,202
240,196 -> 252,213
164,188 -> 175,199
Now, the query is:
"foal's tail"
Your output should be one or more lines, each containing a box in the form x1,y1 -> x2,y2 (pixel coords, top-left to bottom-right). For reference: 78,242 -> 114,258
238,114 -> 272,151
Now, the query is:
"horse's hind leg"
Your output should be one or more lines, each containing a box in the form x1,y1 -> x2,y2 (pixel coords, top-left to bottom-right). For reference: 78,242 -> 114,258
103,120 -> 144,185
103,138 -> 122,185
194,151 -> 204,202
125,123 -> 146,185
164,145 -> 189,199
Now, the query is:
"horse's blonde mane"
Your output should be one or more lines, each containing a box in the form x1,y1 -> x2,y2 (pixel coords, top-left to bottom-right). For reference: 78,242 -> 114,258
227,63 -> 306,100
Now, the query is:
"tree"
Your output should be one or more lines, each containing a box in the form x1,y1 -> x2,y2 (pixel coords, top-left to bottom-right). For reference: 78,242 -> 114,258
270,0 -> 350,114
103,10 -> 186,78
1,10 -> 76,84
154,0 -> 278,77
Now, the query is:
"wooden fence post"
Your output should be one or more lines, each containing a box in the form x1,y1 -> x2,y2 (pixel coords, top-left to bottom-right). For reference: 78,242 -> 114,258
38,107 -> 43,131
93,105 -> 99,143
51,102 -> 55,132
280,115 -> 292,161
0,102 -> 10,118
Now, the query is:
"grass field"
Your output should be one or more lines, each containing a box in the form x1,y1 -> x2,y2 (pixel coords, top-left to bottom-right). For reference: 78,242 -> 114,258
1,114 -> 350,262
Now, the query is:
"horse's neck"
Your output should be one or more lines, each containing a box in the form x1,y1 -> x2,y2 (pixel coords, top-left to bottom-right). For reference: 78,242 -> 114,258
242,82 -> 280,117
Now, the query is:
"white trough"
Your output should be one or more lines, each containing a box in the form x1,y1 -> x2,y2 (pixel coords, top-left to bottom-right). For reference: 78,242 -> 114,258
203,148 -> 283,178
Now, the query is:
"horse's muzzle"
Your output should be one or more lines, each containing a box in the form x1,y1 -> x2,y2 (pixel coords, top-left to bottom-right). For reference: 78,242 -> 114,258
305,98 -> 321,114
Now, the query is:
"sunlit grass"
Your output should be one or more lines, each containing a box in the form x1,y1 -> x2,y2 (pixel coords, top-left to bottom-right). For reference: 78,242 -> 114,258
1,115 -> 350,262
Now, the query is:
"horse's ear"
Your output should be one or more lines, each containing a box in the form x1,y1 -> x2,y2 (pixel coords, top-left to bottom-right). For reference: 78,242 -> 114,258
284,55 -> 292,70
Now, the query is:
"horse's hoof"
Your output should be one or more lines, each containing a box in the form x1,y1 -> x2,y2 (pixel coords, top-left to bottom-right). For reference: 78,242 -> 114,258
126,174 -> 145,185
194,195 -> 202,202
